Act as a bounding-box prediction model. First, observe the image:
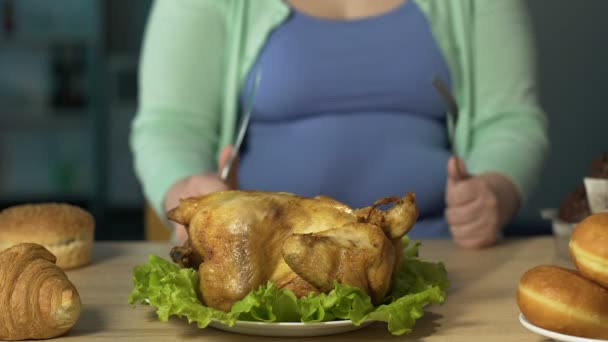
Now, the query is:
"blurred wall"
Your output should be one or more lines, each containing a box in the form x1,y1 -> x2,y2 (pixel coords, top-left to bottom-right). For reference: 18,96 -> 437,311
104,0 -> 151,54
0,0 -> 99,201
103,0 -> 151,209
516,0 -> 608,231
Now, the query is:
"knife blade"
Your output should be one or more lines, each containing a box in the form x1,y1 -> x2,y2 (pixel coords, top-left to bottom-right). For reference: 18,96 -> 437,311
220,69 -> 262,181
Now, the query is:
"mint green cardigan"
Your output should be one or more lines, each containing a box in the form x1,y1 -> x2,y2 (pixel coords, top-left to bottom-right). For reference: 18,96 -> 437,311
131,0 -> 549,218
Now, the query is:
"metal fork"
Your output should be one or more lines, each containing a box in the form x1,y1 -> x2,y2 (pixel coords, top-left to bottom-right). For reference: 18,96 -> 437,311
220,69 -> 262,181
432,75 -> 465,179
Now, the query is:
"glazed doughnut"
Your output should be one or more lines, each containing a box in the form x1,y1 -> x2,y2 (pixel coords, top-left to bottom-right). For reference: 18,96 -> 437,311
517,265 -> 608,339
570,212 -> 608,288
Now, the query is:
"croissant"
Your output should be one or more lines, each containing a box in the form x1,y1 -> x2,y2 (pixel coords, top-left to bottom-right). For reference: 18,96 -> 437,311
0,243 -> 81,340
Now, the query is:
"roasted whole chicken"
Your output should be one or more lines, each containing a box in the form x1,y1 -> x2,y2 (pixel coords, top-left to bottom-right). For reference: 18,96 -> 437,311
169,190 -> 419,312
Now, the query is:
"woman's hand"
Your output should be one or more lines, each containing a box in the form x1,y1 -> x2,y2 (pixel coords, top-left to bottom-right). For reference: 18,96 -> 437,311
164,145 -> 239,242
444,157 -> 521,249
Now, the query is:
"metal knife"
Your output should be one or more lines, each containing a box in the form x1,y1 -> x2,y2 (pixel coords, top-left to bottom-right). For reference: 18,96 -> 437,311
220,69 -> 262,181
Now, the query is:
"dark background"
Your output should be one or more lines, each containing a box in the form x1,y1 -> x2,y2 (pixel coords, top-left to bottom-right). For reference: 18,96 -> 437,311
0,0 -> 606,240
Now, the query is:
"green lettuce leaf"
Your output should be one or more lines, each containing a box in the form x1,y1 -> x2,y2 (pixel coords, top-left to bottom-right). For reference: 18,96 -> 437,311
128,255 -> 230,327
128,238 -> 449,335
230,281 -> 301,322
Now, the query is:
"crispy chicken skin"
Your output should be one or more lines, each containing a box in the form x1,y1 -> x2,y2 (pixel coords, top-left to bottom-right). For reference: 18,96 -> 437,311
168,190 -> 418,312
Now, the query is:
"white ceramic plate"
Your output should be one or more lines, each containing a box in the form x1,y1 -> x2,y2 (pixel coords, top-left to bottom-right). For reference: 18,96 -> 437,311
519,314 -> 607,342
209,319 -> 374,337
143,299 -> 372,336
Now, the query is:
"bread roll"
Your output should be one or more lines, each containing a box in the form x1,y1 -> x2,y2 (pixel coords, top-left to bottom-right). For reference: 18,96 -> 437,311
517,265 -> 608,339
0,203 -> 95,269
0,243 -> 81,340
570,212 -> 608,288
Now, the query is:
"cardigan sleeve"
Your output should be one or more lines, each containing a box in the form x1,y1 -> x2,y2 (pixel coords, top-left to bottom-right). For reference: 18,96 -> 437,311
466,0 -> 550,201
130,0 -> 226,218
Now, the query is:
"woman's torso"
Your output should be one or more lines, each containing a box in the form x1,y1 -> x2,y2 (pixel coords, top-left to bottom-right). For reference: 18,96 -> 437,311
238,1 -> 452,237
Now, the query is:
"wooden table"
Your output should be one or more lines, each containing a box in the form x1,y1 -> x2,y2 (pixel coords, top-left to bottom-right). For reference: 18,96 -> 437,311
58,238 -> 570,341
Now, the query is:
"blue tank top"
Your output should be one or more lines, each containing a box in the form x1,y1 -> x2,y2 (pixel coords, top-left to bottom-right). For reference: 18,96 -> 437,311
239,2 -> 452,238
